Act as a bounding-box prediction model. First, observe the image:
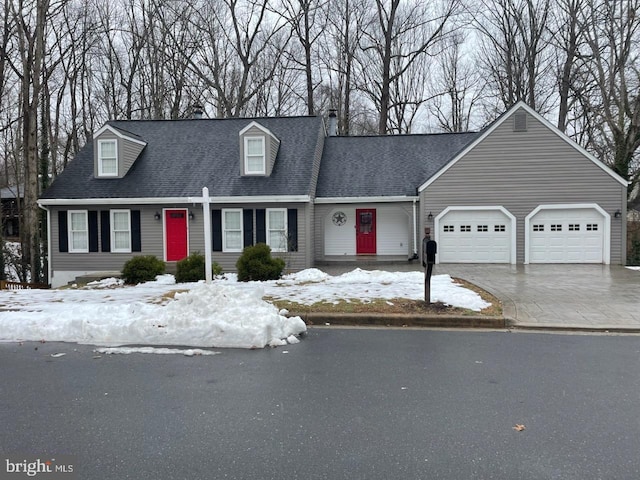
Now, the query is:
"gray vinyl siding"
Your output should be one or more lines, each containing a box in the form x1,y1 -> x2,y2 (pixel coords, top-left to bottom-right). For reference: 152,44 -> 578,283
211,203 -> 310,273
93,132 -> 145,178
49,202 -> 311,275
50,205 -> 166,272
121,138 -> 145,174
239,124 -> 281,176
420,108 -> 627,264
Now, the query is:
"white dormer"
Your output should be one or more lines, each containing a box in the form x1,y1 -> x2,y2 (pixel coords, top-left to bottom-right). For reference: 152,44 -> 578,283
93,124 -> 147,179
239,121 -> 280,176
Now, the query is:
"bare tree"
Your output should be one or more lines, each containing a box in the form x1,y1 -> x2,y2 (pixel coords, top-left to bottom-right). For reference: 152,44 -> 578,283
429,34 -> 483,132
321,0 -> 370,134
475,0 -> 553,115
359,0 -> 461,134
574,0 -> 640,197
275,0 -> 328,115
175,0 -> 291,117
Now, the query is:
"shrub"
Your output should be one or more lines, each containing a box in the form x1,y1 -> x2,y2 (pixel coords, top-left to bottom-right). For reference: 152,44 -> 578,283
175,253 -> 223,283
175,253 -> 204,283
212,262 -> 223,277
236,243 -> 285,282
122,255 -> 165,284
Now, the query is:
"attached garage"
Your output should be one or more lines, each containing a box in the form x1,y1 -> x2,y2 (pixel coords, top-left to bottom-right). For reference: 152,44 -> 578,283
436,207 -> 516,263
526,205 -> 609,264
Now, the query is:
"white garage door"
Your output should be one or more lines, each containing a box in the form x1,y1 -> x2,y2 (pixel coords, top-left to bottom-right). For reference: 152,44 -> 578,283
438,209 -> 512,263
528,208 -> 604,263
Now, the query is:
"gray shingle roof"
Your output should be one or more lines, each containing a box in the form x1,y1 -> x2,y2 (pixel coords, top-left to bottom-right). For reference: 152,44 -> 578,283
316,132 -> 479,198
41,116 -> 324,200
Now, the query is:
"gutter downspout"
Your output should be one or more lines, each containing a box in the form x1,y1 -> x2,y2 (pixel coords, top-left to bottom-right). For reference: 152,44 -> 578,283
412,199 -> 418,259
202,187 -> 212,283
37,202 -> 52,285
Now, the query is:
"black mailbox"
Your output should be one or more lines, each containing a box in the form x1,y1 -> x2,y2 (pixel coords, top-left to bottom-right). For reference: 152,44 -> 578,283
422,234 -> 438,267
426,239 -> 437,264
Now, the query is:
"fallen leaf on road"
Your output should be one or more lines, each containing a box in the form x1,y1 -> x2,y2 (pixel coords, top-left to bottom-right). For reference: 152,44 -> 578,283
513,424 -> 526,431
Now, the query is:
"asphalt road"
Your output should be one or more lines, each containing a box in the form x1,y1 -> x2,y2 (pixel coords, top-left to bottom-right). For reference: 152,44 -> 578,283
1,328 -> 640,480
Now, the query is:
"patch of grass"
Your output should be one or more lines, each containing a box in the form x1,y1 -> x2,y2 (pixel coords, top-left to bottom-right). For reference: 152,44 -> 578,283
268,278 -> 502,317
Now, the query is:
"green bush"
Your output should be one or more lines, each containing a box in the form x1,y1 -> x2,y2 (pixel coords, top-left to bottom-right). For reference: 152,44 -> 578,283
212,262 -> 223,277
236,243 -> 285,282
175,253 -> 204,283
175,253 -> 223,283
121,255 -> 165,284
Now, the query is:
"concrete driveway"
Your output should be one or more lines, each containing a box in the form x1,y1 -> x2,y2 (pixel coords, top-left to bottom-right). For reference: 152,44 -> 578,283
436,264 -> 640,330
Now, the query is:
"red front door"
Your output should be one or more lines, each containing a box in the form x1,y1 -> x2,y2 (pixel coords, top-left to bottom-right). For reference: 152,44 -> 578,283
356,209 -> 376,254
165,209 -> 188,261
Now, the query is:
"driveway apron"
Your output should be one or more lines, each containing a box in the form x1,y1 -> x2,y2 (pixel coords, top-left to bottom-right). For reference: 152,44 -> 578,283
436,264 -> 640,330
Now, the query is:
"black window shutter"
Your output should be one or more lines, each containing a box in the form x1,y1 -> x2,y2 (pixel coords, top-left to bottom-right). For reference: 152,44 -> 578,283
88,211 -> 99,252
101,211 -> 111,252
287,208 -> 298,252
256,209 -> 266,244
243,209 -> 253,247
58,211 -> 68,252
131,210 -> 142,252
212,209 -> 222,251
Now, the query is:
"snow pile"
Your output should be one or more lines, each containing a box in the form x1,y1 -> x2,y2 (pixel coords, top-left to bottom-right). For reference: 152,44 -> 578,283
0,283 -> 306,349
0,268 -> 490,351
263,268 -> 490,311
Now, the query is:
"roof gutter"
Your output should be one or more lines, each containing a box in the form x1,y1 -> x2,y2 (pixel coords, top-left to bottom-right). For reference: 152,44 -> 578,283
314,196 -> 418,204
38,195 -> 312,206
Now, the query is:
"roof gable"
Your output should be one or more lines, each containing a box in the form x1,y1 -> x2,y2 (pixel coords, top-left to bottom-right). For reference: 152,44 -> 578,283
418,101 -> 628,192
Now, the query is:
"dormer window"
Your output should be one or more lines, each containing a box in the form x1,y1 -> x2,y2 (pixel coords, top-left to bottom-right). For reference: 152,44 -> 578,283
98,139 -> 118,176
244,136 -> 265,174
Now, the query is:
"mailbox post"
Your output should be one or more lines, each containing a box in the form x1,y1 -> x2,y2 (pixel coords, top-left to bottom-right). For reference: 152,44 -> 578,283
422,227 -> 437,304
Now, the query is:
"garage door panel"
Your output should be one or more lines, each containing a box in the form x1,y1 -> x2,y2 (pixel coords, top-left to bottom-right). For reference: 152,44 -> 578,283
528,208 -> 604,264
439,209 -> 512,263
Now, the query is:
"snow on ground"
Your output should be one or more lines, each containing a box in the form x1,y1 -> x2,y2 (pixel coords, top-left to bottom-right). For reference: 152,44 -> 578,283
0,269 -> 489,351
626,266 -> 640,271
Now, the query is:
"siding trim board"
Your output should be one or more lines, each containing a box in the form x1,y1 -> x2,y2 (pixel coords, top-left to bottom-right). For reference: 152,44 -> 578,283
524,203 -> 610,264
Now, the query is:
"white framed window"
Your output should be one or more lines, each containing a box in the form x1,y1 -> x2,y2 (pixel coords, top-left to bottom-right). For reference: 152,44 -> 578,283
443,225 -> 454,232
68,210 -> 89,253
267,208 -> 287,252
111,210 -> 131,253
98,139 -> 118,176
223,209 -> 243,252
244,136 -> 265,174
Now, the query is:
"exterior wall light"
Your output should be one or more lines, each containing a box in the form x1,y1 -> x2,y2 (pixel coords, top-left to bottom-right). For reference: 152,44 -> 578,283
154,212 -> 161,220
614,210 -> 622,218
188,212 -> 195,220
427,212 -> 433,221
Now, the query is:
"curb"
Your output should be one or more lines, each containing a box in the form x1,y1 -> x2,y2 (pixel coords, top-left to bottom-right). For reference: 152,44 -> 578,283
292,312 -> 506,329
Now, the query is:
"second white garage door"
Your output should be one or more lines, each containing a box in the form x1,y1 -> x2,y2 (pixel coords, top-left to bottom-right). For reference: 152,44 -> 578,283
437,208 -> 514,263
527,207 -> 605,263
